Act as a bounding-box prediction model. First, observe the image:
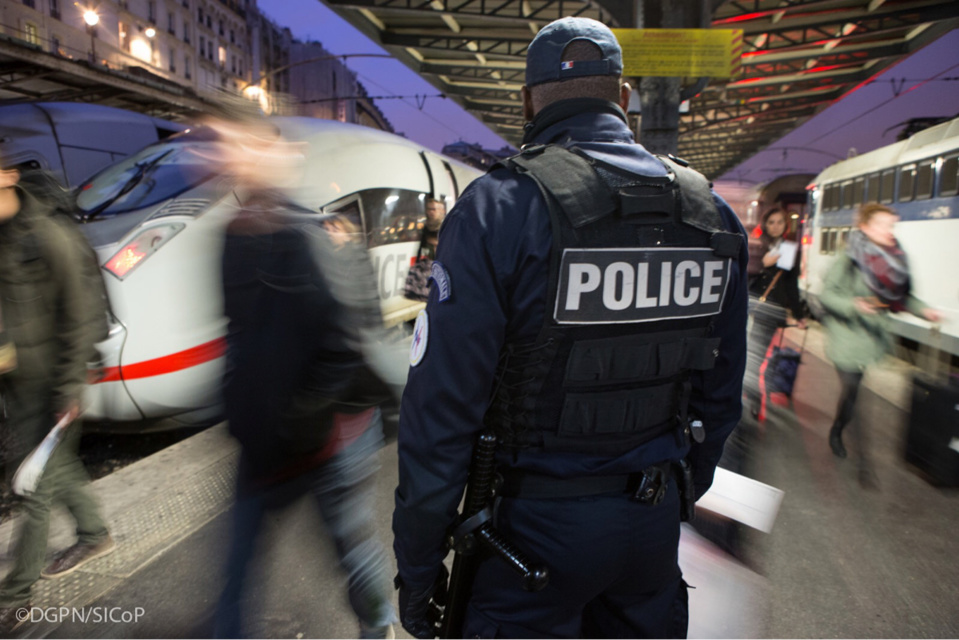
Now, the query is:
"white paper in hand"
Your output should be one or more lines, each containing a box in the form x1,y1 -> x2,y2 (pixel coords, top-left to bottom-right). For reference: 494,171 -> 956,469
776,240 -> 798,271
696,467 -> 785,533
11,414 -> 72,496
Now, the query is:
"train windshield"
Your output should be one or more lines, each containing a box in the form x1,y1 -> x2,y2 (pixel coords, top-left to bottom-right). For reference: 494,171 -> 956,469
76,141 -> 218,218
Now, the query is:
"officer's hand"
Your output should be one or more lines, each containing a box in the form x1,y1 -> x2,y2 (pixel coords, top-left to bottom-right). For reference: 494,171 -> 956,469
397,565 -> 449,639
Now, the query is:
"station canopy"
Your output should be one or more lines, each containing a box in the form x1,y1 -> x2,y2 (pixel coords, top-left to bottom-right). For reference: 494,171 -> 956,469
323,0 -> 959,179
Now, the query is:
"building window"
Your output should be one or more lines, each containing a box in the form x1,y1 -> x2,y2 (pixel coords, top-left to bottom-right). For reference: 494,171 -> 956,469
183,0 -> 189,7
229,29 -> 234,44
218,20 -> 224,37
183,21 -> 190,43
23,22 -> 40,46
198,7 -> 203,22
207,40 -> 213,60
206,15 -> 212,28
22,0 -> 36,9
168,12 -> 176,35
169,51 -> 176,72
185,54 -> 192,78
50,0 -> 61,19
148,1 -> 157,23
51,34 -> 61,55
218,45 -> 226,67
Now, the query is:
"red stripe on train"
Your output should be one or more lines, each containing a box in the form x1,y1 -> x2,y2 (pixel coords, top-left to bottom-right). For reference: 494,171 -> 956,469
93,338 -> 226,384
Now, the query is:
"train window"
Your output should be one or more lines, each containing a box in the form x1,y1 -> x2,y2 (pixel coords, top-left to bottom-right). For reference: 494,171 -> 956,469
941,155 -> 959,197
898,165 -> 916,202
840,227 -> 851,249
361,188 -> 427,249
841,181 -> 854,209
823,184 -> 838,211
915,160 -> 934,200
75,142 -> 217,218
852,177 -> 865,206
820,228 -> 830,254
830,228 -> 839,254
879,169 -> 895,203
323,198 -> 365,245
866,173 -> 880,203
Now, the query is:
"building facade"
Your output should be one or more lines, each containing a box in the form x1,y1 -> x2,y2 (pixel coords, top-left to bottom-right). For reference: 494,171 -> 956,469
1,0 -> 393,131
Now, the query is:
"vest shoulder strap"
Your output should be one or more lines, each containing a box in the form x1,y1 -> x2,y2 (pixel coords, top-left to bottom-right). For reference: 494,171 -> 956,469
497,145 -> 617,228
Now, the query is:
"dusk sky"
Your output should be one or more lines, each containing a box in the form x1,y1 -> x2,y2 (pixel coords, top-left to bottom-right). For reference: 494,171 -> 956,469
259,0 -> 958,184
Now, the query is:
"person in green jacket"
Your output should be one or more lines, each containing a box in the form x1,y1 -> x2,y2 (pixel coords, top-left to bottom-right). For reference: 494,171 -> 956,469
820,202 -> 942,488
0,163 -> 115,633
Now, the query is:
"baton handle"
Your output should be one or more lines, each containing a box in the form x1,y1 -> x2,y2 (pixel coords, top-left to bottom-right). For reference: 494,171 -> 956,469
476,523 -> 549,592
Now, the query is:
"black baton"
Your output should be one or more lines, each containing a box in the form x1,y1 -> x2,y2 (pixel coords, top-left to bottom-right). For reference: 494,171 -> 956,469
437,431 -> 549,639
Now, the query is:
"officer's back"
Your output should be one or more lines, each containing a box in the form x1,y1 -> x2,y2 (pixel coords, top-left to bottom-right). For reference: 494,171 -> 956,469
393,17 -> 749,639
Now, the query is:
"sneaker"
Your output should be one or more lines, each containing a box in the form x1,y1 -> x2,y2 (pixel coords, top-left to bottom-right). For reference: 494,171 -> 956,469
40,535 -> 116,579
0,603 -> 31,634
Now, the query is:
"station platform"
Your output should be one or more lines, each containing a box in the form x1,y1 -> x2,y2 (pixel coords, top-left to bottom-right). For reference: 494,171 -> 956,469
1,322 -> 957,638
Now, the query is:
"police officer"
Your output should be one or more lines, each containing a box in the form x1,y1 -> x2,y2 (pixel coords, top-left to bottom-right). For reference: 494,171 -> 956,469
393,16 -> 749,639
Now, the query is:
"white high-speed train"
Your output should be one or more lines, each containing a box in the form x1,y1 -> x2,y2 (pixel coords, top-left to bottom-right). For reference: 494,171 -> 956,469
802,116 -> 959,359
75,118 -> 481,428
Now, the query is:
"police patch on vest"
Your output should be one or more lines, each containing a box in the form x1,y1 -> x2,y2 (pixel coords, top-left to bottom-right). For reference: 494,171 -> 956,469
554,248 -> 730,324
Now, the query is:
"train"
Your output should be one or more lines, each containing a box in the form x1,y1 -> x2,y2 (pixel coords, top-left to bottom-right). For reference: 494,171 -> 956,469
70,117 -> 481,429
802,116 -> 959,359
0,102 -> 185,187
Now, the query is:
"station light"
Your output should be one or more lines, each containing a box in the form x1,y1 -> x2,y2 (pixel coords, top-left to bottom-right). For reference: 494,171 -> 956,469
83,10 -> 100,27
144,27 -> 157,38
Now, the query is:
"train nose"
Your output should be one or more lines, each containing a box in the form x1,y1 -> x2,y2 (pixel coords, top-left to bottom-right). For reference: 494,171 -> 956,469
83,318 -> 144,422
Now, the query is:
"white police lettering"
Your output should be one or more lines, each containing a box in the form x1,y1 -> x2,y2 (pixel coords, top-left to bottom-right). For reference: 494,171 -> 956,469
554,248 -> 730,324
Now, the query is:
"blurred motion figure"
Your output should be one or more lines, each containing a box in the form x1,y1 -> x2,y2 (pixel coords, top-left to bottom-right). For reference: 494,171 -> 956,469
210,112 -> 396,638
821,203 -> 942,488
0,162 -> 114,633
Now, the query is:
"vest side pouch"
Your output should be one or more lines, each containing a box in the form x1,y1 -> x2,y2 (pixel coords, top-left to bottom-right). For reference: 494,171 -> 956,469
565,335 -> 721,386
559,384 -> 675,436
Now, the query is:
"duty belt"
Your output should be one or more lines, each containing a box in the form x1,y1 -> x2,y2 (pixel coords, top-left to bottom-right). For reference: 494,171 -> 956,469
498,462 -> 674,504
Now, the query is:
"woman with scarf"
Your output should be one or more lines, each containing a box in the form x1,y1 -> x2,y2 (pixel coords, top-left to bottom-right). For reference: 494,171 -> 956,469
821,203 -> 942,488
744,208 -> 806,414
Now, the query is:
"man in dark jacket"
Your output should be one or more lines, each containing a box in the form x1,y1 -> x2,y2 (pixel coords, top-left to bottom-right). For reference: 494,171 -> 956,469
0,164 -> 114,632
211,119 -> 396,639
393,17 -> 748,639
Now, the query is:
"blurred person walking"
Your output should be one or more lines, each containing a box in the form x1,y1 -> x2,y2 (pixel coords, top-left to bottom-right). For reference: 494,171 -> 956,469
744,208 -> 806,416
0,163 -> 113,633
211,116 -> 397,639
821,203 -> 942,488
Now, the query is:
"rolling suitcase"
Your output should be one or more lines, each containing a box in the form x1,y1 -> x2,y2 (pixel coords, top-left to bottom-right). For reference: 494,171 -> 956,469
904,374 -> 959,486
904,328 -> 959,486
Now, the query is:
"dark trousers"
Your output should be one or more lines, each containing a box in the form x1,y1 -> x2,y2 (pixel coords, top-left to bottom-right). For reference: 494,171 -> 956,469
0,421 -> 109,606
462,483 -> 687,639
214,420 -> 395,638
833,369 -> 871,466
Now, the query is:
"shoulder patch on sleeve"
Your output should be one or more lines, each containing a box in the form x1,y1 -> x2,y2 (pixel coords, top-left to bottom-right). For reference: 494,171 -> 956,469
429,261 -> 451,302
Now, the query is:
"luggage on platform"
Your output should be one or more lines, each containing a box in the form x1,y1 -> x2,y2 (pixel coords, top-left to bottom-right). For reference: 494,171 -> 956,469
904,373 -> 959,487
904,327 -> 959,487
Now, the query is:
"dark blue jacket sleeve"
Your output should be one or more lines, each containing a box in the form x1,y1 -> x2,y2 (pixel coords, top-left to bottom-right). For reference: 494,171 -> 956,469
392,178 -> 516,593
686,194 -> 749,497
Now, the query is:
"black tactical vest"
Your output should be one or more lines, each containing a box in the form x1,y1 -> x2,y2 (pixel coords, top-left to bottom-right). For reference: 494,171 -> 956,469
485,144 -> 742,455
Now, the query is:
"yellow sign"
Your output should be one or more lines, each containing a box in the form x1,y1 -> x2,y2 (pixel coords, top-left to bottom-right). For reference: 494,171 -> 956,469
610,29 -> 743,78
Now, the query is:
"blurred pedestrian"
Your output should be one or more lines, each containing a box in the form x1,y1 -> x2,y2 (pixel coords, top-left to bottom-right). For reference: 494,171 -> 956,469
0,163 -> 113,633
210,114 -> 397,639
821,202 -> 942,488
404,197 -> 447,302
392,17 -> 748,639
744,208 -> 806,415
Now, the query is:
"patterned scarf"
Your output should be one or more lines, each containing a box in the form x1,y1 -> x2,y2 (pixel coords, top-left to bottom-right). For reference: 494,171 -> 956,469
846,230 -> 910,312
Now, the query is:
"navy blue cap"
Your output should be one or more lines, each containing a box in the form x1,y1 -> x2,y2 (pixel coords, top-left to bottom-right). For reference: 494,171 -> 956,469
525,17 -> 623,87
